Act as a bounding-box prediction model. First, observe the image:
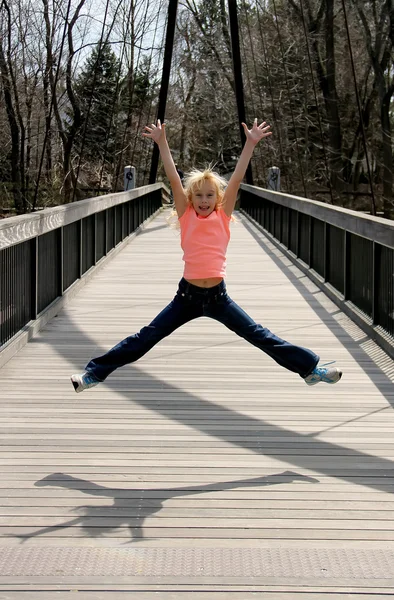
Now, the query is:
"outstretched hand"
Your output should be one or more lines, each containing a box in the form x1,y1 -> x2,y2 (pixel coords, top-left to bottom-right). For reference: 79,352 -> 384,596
142,119 -> 166,144
242,118 -> 272,145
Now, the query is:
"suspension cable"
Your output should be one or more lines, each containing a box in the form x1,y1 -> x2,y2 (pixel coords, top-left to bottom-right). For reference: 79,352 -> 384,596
72,0 -> 122,202
255,0 -> 289,191
112,0 -> 154,189
298,0 -> 334,204
239,0 -> 267,184
340,0 -> 376,215
271,0 -> 307,197
97,0 -> 135,192
131,1 -> 166,185
140,12 -> 167,185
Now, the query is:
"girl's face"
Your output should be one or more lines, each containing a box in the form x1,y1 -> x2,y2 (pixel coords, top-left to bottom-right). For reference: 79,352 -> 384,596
191,180 -> 218,217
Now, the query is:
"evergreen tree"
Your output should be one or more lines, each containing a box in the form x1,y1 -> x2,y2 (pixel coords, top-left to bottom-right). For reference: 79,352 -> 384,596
73,42 -> 121,162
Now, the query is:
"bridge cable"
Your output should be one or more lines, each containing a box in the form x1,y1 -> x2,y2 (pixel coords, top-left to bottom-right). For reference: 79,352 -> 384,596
340,0 -> 376,215
127,1 -> 161,173
271,0 -> 308,197
240,0 -> 269,184
112,0 -> 158,188
97,0 -> 136,193
133,1 -> 166,185
72,0 -> 123,202
298,0 -> 334,205
255,0 -> 290,192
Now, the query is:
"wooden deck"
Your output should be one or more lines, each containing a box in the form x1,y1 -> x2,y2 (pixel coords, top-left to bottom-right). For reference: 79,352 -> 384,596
1,208 -> 394,598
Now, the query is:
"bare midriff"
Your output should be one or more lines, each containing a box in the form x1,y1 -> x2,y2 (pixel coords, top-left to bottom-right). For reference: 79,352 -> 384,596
186,277 -> 223,288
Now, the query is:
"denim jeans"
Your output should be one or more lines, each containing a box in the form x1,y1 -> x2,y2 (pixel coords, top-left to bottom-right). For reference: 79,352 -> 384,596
85,278 -> 319,381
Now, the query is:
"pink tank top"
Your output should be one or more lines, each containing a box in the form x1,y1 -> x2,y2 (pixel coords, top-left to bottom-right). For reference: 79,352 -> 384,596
178,205 -> 231,279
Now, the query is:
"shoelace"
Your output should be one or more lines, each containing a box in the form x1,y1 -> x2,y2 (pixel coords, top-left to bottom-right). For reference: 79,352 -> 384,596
313,360 -> 336,374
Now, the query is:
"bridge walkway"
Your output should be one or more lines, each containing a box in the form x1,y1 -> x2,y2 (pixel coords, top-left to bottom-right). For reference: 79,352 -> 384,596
0,209 -> 393,598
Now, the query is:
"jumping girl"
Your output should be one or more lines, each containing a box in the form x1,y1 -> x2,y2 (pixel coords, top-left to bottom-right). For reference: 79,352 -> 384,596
71,119 -> 342,392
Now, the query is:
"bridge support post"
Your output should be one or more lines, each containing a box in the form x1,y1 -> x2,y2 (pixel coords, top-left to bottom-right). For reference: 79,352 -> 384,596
124,166 -> 136,191
268,167 -> 280,191
149,0 -> 179,184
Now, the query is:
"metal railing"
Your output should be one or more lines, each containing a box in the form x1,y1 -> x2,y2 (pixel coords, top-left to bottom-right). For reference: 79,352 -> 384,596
0,184 -> 163,349
240,184 -> 394,355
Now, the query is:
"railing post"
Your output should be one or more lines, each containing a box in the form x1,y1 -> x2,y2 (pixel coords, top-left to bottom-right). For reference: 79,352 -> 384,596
344,231 -> 350,301
79,220 -> 83,278
105,210 -> 109,255
30,237 -> 38,320
295,211 -> 300,257
267,166 -> 280,191
124,166 -> 136,191
58,227 -> 64,295
279,205 -> 283,242
372,241 -> 379,324
94,214 -> 97,265
114,208 -> 117,247
323,222 -> 328,281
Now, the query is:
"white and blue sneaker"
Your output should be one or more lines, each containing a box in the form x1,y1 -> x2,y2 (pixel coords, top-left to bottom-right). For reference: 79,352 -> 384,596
305,362 -> 342,386
71,372 -> 100,393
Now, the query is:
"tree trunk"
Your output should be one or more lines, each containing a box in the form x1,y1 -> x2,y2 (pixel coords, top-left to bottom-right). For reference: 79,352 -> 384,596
43,0 -> 53,180
380,85 -> 394,217
0,40 -> 24,214
290,0 -> 345,198
322,0 -> 344,195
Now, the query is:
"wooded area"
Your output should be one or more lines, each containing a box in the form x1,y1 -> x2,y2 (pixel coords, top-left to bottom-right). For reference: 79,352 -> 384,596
0,0 -> 393,217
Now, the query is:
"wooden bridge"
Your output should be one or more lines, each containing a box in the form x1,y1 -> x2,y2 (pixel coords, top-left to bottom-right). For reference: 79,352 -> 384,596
0,185 -> 394,598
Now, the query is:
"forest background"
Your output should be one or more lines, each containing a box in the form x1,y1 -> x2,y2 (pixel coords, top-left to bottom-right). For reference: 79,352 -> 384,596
0,0 -> 393,218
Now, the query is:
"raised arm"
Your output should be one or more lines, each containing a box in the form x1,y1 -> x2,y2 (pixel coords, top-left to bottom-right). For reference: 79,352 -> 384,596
143,120 -> 187,218
223,119 -> 272,217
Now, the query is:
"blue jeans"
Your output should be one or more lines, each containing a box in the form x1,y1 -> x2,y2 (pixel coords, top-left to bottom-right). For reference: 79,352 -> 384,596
85,278 -> 319,381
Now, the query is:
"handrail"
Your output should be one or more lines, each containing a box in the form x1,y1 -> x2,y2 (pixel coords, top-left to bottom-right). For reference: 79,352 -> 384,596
0,183 -> 163,250
240,184 -> 394,358
241,184 -> 393,247
0,184 -> 164,352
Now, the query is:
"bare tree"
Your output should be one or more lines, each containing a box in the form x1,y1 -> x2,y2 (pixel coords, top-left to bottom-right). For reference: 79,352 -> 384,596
0,0 -> 26,212
353,0 -> 394,217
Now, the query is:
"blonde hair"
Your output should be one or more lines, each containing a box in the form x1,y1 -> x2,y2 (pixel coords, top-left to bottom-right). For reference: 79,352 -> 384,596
183,168 -> 228,209
167,167 -> 235,230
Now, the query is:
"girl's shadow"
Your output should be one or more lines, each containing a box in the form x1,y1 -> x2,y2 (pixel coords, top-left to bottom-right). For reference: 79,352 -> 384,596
18,471 -> 319,543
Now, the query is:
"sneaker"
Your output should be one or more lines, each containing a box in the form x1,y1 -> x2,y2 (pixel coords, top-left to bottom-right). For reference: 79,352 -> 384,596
71,372 -> 100,393
304,362 -> 342,386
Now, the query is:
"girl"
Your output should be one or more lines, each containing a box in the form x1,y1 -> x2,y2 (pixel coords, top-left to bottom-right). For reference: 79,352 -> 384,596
71,119 -> 342,392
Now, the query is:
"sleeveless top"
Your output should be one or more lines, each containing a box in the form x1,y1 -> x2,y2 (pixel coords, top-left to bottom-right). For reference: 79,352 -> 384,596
178,204 -> 231,279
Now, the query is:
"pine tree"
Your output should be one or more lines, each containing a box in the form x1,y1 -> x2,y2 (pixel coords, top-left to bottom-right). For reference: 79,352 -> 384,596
73,42 -> 121,162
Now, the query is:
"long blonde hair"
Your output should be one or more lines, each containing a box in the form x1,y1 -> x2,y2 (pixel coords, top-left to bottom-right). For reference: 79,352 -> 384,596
183,168 -> 228,209
167,168 -> 233,229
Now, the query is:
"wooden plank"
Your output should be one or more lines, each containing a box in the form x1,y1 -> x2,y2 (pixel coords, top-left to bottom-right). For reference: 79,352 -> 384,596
2,507 -> 394,519
2,498 -> 394,509
2,526 -> 394,540
0,589 -> 393,598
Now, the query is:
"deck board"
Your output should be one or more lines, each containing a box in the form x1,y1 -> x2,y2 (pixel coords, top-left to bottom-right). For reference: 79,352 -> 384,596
0,209 -> 394,597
